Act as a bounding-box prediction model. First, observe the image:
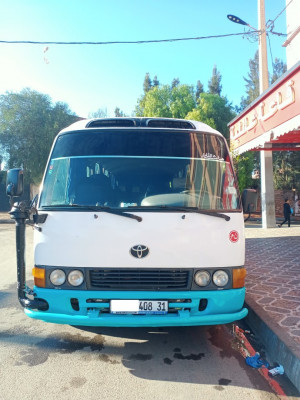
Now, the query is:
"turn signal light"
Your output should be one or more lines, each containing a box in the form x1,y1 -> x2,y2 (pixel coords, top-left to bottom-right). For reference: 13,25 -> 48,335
32,267 -> 46,288
232,268 -> 246,289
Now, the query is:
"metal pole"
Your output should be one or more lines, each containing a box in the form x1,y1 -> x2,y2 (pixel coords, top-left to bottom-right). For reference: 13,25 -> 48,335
9,203 -> 49,311
258,0 -> 276,228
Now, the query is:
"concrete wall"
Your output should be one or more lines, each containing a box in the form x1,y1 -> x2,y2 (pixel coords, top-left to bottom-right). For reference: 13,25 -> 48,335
256,189 -> 298,216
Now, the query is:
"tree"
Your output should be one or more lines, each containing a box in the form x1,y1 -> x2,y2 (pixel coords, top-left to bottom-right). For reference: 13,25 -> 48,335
153,75 -> 159,87
239,51 -> 260,111
171,78 -> 180,89
231,150 -> 258,193
143,73 -> 152,93
88,108 -> 107,118
208,65 -> 222,96
195,80 -> 204,101
237,52 -> 290,192
0,89 -> 77,184
270,58 -> 287,84
170,85 -> 196,119
273,151 -> 300,191
114,107 -> 126,117
136,85 -> 172,118
135,84 -> 196,119
237,52 -> 262,188
239,52 -> 287,110
186,93 -> 235,140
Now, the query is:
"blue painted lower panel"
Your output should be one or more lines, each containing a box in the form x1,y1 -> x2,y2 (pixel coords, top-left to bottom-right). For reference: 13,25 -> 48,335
25,287 -> 248,327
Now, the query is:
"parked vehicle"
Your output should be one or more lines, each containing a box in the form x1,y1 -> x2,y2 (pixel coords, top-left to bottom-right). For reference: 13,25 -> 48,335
7,118 -> 247,327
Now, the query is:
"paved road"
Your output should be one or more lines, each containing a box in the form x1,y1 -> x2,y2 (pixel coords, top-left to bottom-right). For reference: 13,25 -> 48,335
0,225 -> 284,400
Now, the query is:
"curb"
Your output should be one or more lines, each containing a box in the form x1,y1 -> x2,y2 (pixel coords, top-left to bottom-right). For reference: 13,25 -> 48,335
245,296 -> 300,392
233,325 -> 286,397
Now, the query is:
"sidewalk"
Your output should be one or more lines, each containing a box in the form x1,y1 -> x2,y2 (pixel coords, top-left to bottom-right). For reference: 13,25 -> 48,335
244,221 -> 300,391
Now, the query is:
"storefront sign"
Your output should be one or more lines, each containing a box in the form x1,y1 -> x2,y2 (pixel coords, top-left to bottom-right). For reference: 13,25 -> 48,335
229,63 -> 300,151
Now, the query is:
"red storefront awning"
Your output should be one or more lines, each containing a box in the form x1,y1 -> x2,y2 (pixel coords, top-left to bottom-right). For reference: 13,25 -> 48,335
229,61 -> 300,154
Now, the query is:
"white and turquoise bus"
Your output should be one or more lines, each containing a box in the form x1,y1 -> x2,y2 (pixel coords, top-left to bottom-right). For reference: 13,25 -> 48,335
7,118 -> 248,327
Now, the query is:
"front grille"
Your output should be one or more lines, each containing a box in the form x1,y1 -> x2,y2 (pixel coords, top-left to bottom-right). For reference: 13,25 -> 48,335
88,268 -> 192,291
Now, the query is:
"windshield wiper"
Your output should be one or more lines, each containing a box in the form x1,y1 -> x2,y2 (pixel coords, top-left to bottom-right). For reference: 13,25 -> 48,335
135,205 -> 230,221
42,204 -> 142,222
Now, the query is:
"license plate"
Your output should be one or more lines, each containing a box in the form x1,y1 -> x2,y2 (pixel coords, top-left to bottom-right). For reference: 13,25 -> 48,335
110,300 -> 168,314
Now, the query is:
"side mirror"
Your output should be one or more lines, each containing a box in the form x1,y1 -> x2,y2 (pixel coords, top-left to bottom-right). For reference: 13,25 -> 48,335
6,168 -> 24,197
242,189 -> 258,213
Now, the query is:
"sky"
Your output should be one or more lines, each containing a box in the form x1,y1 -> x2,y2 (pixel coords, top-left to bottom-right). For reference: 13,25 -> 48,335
0,0 -> 288,118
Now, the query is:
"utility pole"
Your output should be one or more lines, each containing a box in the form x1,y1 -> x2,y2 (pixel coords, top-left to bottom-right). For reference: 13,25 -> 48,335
258,0 -> 269,93
258,0 -> 276,228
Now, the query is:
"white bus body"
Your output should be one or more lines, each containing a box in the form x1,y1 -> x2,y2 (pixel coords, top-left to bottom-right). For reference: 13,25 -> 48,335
24,118 -> 247,326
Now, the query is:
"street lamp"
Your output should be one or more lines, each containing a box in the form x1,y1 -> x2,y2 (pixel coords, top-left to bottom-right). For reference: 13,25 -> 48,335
227,5 -> 268,97
227,14 -> 257,31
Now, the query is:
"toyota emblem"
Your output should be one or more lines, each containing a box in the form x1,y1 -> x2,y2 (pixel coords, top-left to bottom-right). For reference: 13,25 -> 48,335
130,245 -> 149,259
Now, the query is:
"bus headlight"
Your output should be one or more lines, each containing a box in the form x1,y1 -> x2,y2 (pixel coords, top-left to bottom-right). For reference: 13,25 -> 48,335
194,271 -> 211,287
50,269 -> 66,286
213,270 -> 229,287
68,270 -> 84,286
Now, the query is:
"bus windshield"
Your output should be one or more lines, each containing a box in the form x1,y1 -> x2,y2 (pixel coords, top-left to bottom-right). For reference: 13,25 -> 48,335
40,129 -> 240,211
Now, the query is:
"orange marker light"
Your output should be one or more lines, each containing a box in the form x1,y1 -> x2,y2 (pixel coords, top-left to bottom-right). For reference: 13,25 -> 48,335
233,268 -> 247,289
32,267 -> 46,288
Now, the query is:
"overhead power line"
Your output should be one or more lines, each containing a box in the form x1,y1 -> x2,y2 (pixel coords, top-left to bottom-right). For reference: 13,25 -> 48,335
0,30 -> 286,46
266,0 -> 294,31
267,0 -> 294,27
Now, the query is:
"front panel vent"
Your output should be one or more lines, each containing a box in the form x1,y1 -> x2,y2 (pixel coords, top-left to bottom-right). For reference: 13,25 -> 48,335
86,119 -> 137,128
146,119 -> 195,130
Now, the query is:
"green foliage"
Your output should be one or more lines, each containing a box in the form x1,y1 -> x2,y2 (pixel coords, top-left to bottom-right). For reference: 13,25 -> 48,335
171,78 -> 180,89
273,152 -> 300,191
237,52 -> 294,192
135,72 -> 235,140
88,108 -> 107,118
208,65 -> 222,96
170,85 -> 196,119
186,93 -> 235,140
239,51 -> 287,111
0,88 -> 77,184
270,58 -> 287,84
239,51 -> 260,111
136,85 -> 172,117
153,75 -> 159,87
231,151 -> 258,193
196,80 -> 204,100
135,84 -> 196,119
114,107 -> 126,117
143,73 -> 152,93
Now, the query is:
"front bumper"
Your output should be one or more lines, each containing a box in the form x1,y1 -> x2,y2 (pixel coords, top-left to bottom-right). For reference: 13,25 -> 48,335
25,287 -> 248,327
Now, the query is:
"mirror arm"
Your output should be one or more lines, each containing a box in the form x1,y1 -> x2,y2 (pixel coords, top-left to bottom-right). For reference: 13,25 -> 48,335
9,201 -> 48,311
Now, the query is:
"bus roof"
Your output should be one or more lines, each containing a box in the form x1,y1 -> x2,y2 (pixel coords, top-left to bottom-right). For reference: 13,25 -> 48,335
59,117 -> 222,136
